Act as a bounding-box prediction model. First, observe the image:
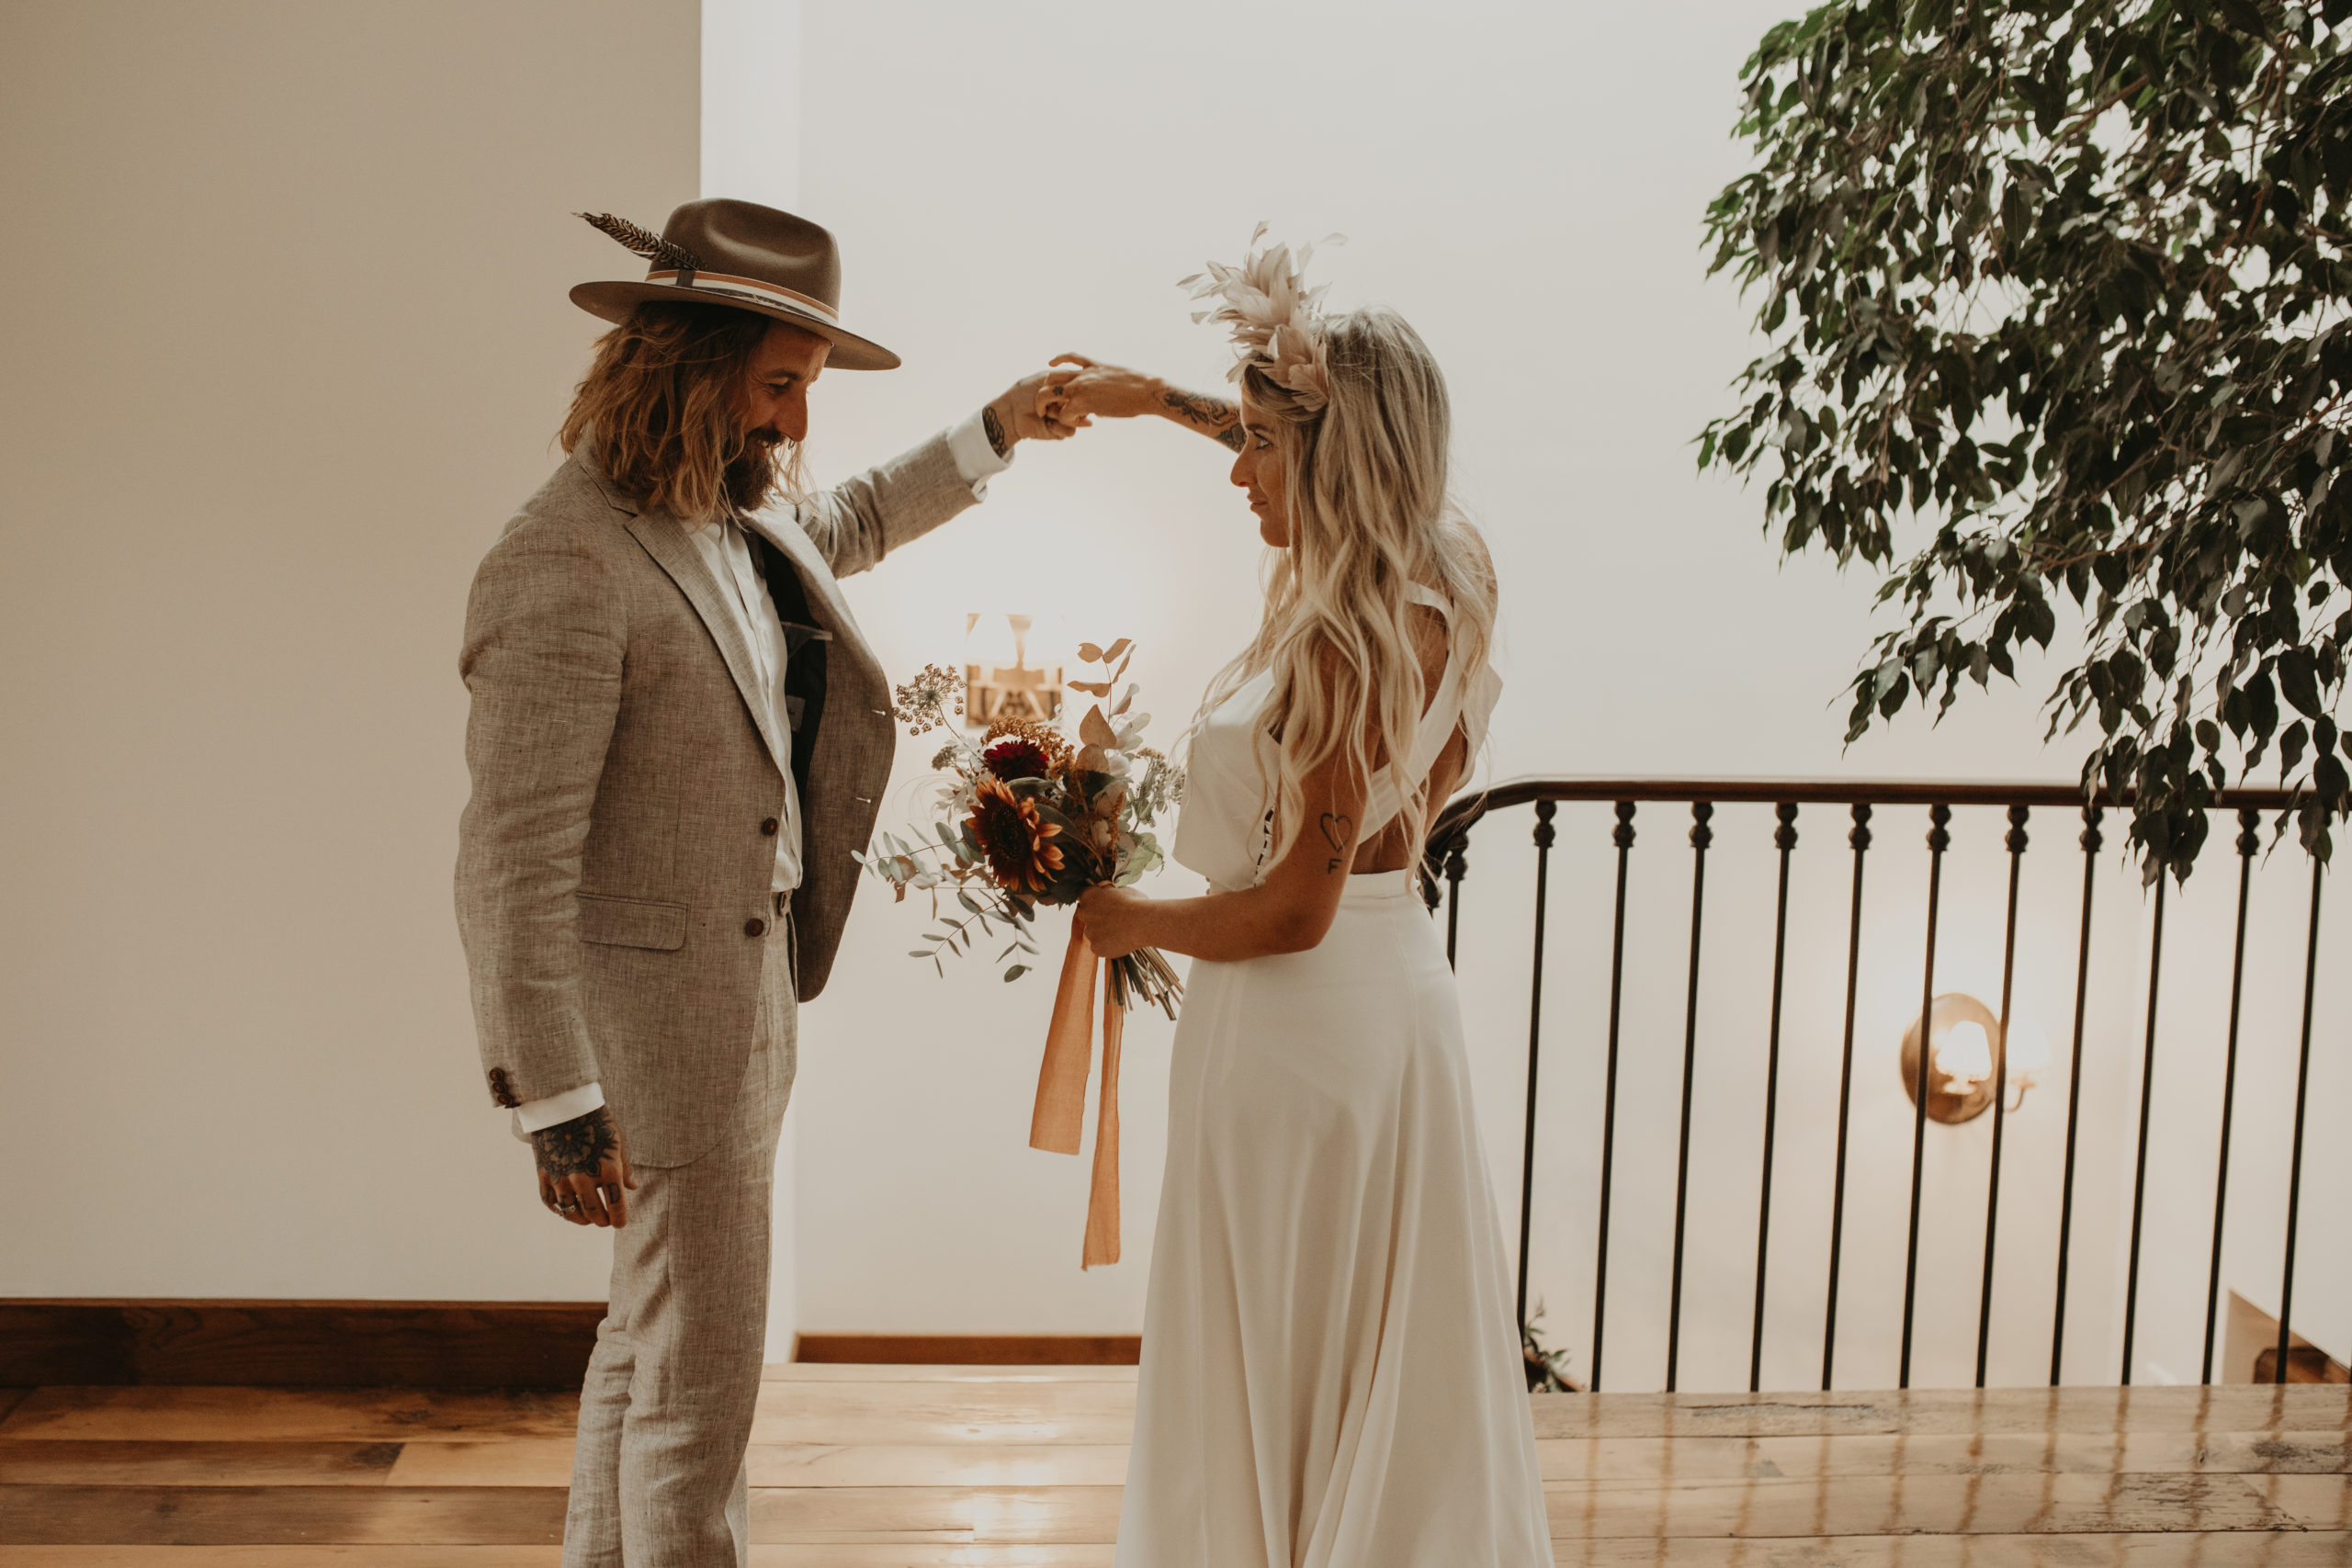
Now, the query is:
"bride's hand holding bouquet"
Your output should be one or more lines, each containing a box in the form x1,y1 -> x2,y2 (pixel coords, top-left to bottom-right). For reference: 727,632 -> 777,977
1071,882 -> 1149,959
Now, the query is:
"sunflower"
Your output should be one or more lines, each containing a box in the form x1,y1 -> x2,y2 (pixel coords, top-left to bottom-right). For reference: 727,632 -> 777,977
967,773 -> 1066,894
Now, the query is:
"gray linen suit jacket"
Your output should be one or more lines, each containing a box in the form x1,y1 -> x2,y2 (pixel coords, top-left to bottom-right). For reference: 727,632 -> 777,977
456,436 -> 976,1167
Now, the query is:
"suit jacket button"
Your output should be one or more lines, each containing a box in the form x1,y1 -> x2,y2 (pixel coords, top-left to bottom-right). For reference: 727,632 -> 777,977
760,818 -> 779,836
745,918 -> 767,938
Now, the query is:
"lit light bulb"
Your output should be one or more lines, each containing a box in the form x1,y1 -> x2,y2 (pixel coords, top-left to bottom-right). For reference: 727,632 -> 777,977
1937,1021 -> 1993,1091
965,613 -> 1022,671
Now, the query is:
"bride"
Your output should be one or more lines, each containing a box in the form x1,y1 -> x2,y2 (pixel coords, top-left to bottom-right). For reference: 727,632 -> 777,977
1047,234 -> 1551,1566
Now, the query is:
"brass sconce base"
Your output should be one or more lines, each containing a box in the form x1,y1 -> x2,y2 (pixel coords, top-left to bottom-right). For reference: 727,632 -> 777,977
1899,991 -> 2006,1125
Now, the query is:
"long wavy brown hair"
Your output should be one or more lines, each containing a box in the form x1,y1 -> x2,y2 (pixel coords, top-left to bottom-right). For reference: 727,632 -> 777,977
1193,306 -> 1496,877
559,300 -> 808,522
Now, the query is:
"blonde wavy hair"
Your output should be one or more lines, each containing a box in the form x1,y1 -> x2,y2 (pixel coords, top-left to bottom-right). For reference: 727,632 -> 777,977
559,300 -> 808,523
1195,305 -> 1497,874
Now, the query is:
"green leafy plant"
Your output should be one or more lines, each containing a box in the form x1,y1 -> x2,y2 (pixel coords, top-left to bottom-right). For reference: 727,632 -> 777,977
1700,0 -> 2352,879
1521,1302 -> 1581,1393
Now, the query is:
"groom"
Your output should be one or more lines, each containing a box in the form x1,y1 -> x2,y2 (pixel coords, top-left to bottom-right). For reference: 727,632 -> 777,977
455,197 -> 1077,1567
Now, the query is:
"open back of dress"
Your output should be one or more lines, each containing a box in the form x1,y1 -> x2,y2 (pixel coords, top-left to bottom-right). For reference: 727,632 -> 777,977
1172,582 -> 1503,893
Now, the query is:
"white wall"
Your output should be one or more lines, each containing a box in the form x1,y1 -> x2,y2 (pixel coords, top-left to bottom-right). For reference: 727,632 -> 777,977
773,0 -> 2349,1382
1,0 -> 697,1303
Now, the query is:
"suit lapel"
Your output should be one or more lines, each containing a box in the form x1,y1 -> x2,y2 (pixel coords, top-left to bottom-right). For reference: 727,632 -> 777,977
623,510 -> 791,783
740,508 -> 865,655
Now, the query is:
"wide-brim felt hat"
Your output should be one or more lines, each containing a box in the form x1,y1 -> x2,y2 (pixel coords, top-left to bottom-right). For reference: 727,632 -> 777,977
570,197 -> 900,371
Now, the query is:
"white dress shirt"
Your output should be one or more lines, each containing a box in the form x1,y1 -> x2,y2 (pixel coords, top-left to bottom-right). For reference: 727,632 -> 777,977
514,411 -> 1012,1134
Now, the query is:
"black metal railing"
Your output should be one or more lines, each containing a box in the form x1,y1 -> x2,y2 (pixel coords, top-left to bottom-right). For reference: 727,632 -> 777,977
1422,777 -> 2334,1393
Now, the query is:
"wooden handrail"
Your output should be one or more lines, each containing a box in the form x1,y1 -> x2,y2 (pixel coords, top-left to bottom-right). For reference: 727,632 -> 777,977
1429,774 -> 2314,850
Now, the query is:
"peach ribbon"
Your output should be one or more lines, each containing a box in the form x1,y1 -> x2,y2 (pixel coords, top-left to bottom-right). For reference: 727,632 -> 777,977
1028,918 -> 1125,1269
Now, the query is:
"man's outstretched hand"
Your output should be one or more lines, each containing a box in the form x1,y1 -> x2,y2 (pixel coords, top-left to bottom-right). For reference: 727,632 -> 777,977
1040,355 -> 1246,451
984,368 -> 1086,458
532,1106 -> 637,1228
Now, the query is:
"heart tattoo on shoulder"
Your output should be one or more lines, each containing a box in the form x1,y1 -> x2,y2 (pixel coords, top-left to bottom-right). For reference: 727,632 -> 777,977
1319,812 -> 1353,874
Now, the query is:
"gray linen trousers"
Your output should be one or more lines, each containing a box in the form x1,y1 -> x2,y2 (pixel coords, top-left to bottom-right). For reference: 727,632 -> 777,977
456,436 -> 978,1567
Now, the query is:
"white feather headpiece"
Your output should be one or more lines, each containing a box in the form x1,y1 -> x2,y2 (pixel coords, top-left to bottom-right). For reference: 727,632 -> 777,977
1181,222 -> 1345,412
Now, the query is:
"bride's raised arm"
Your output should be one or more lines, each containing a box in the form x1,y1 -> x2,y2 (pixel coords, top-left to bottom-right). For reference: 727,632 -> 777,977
1039,354 -> 1245,453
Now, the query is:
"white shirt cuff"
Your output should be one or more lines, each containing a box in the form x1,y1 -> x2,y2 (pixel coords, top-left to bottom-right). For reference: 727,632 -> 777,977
514,1081 -> 605,1134
945,409 -> 1012,500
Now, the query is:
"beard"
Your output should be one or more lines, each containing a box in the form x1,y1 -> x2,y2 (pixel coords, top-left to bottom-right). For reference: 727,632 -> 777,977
723,428 -> 790,514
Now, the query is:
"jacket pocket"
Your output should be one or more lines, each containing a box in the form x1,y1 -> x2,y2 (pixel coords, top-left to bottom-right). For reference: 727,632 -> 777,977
577,893 -> 688,952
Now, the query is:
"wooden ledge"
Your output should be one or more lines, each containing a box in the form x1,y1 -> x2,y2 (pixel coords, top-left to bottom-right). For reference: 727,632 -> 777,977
0,1300 -> 605,1390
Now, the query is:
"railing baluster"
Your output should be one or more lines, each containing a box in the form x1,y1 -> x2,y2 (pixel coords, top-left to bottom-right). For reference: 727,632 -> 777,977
1822,801 -> 1872,1391
2051,803 -> 2102,1387
2274,852 -> 2325,1384
1664,800 -> 1714,1393
2119,871 -> 2170,1385
1750,802 -> 1798,1393
1516,800 -> 1556,1337
2201,807 -> 2261,1385
1898,802 -> 1951,1391
1589,801 -> 1635,1393
1975,804 -> 2029,1388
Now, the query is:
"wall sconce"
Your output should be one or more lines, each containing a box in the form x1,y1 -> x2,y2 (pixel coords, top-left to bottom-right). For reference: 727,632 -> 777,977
1899,993 -> 2052,1125
963,613 -> 1061,728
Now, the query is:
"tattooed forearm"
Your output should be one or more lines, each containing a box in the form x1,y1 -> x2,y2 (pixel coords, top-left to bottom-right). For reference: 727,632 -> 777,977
1161,389 -> 1245,451
533,1106 -> 620,1181
982,404 -> 1012,459
1319,812 -> 1354,874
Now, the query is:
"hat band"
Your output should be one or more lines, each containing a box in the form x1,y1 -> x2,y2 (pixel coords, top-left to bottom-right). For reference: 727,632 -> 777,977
643,268 -> 842,323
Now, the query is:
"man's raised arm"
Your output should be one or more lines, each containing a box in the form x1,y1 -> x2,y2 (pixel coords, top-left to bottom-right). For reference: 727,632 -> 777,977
790,368 -> 1076,578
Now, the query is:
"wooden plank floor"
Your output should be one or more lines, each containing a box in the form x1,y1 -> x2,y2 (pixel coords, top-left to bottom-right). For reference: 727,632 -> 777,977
0,1370 -> 2345,1564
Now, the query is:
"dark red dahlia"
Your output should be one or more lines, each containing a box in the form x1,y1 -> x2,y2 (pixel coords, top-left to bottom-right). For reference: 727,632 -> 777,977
984,737 -> 1054,781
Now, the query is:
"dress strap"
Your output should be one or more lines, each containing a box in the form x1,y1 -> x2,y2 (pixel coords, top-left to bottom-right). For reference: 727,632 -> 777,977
1359,585 -> 1473,840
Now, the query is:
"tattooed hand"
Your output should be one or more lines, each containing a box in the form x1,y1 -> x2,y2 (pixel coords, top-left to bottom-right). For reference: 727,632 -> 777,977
986,369 -> 1083,457
1042,355 -> 1245,451
531,1106 -> 637,1228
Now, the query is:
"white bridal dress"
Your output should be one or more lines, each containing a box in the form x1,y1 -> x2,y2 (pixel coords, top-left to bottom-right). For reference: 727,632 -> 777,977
1115,585 -> 1550,1567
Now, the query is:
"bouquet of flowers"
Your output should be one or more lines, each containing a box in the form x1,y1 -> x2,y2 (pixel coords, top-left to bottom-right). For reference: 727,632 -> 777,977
855,637 -> 1185,1016
857,638 -> 1187,1269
